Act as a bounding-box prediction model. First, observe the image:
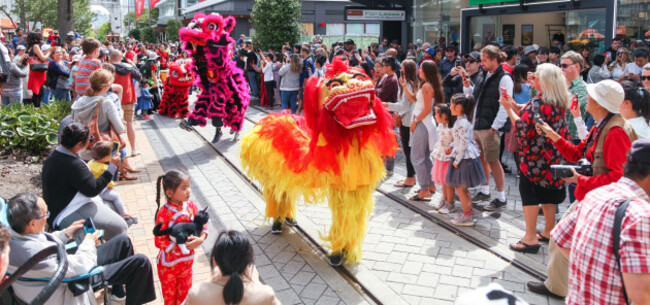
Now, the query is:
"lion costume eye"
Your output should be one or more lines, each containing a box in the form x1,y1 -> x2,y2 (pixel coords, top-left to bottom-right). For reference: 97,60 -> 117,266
327,80 -> 343,90
207,23 -> 218,31
172,71 -> 179,77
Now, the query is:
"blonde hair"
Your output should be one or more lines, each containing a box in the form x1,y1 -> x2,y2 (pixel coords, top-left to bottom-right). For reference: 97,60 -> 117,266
289,54 -> 303,73
536,63 -> 570,109
86,69 -> 114,96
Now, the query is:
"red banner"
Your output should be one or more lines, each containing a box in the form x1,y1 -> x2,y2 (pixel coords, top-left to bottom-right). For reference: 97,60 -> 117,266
150,0 -> 158,9
135,0 -> 144,17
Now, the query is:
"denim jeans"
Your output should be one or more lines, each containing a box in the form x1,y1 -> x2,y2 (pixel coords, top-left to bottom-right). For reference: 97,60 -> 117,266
1,90 -> 22,106
281,90 -> 298,113
247,71 -> 259,98
42,87 -> 51,105
52,88 -> 71,101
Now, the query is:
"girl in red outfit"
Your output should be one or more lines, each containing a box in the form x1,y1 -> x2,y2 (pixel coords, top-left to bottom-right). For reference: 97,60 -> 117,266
154,170 -> 208,305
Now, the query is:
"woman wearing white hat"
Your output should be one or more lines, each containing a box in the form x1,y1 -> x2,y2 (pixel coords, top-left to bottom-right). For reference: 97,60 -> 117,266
529,79 -> 639,298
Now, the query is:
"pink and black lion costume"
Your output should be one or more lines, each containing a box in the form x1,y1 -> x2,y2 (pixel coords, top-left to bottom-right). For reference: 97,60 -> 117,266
158,62 -> 195,118
179,13 -> 250,142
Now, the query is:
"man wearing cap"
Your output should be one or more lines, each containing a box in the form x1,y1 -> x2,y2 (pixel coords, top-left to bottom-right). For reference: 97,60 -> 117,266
438,46 -> 459,79
444,51 -> 483,103
530,79 -> 639,299
344,39 -> 356,56
550,138 -> 650,305
520,45 -> 538,71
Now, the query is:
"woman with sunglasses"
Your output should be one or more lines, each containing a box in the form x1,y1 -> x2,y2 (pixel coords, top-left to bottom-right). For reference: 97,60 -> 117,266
42,122 -> 129,240
609,47 -> 631,81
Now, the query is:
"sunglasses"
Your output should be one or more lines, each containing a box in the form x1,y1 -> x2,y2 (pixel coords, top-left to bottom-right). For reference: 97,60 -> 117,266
641,76 -> 650,81
560,63 -> 575,69
33,211 -> 50,220
467,60 -> 479,64
87,135 -> 95,143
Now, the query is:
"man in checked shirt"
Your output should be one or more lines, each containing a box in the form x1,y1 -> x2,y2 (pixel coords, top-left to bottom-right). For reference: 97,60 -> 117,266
551,139 -> 650,305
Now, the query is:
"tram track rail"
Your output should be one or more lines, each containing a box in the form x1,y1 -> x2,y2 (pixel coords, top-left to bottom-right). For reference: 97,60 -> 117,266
185,104 -> 547,304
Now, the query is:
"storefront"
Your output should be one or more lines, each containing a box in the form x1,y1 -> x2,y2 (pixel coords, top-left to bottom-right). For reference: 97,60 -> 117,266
411,0 -> 648,54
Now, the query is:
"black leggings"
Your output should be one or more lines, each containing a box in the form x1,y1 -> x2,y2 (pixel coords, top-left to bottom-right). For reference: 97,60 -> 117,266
264,81 -> 276,107
399,125 -> 416,178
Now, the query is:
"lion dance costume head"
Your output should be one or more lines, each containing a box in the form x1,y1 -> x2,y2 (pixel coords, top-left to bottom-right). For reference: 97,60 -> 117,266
240,57 -> 397,265
158,62 -> 195,118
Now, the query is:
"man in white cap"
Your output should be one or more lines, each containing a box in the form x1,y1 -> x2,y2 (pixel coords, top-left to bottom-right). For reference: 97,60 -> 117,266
529,79 -> 639,299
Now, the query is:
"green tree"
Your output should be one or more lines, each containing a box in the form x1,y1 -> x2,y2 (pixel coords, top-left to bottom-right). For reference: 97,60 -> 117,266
128,28 -> 141,40
124,8 -> 158,39
141,27 -> 156,43
71,0 -> 94,36
0,0 -> 94,35
250,0 -> 301,51
96,21 -> 111,41
165,19 -> 181,42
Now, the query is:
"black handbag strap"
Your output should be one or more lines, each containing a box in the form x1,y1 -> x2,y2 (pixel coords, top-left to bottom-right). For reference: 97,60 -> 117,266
613,197 -> 635,305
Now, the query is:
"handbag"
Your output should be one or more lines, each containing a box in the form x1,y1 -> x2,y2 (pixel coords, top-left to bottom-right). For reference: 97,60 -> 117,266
392,112 -> 403,128
28,57 -> 48,71
89,98 -> 126,149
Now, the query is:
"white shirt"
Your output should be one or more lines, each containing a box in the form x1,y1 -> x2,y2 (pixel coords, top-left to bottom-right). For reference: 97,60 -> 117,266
262,62 -> 274,82
628,116 -> 650,139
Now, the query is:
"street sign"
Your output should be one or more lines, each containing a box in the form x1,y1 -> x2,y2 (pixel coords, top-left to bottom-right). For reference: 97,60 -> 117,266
469,0 -> 519,5
346,9 -> 405,21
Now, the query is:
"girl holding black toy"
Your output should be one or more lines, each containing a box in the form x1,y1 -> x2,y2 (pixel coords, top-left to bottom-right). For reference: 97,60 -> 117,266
154,169 -> 208,305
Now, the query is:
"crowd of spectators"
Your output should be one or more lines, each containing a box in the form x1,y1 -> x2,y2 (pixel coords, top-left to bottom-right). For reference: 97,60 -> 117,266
1,25 -> 649,305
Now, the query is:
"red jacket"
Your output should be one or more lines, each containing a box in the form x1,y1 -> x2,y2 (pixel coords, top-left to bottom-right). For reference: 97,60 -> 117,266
112,62 -> 142,105
554,126 -> 631,201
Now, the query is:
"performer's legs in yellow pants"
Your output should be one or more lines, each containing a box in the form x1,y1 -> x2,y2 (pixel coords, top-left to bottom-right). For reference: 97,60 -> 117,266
322,186 -> 374,265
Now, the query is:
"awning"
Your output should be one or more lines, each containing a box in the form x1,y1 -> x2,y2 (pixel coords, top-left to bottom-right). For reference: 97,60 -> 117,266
0,18 -> 17,29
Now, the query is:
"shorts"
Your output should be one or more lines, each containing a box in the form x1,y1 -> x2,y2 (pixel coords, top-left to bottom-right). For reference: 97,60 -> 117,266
519,174 -> 566,206
473,129 -> 501,163
122,103 -> 135,123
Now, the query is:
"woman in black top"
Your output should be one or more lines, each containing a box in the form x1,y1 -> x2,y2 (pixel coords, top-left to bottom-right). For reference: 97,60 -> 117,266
42,123 -> 127,239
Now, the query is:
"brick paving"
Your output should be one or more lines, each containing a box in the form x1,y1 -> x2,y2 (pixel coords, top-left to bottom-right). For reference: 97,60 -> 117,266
107,102 -> 566,304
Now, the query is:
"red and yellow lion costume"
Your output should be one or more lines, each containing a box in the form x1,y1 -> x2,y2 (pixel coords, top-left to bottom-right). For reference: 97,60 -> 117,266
240,58 -> 397,265
158,62 -> 195,118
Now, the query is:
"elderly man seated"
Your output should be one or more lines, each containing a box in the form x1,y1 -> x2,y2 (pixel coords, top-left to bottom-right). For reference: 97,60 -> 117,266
6,193 -> 156,305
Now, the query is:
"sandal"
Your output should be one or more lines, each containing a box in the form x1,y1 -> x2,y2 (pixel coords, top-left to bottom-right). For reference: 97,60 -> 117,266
394,180 -> 415,187
409,194 -> 431,202
119,172 -> 137,181
537,232 -> 550,243
509,241 -> 541,254
124,167 -> 142,174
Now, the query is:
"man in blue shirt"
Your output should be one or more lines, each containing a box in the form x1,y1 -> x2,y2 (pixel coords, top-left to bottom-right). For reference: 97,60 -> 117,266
12,28 -> 25,53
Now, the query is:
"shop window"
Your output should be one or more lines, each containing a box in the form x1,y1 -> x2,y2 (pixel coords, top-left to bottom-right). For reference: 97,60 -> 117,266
616,0 -> 649,48
327,23 -> 345,36
366,24 -> 380,34
346,23 -> 364,35
301,23 -> 314,36
566,8 -> 607,54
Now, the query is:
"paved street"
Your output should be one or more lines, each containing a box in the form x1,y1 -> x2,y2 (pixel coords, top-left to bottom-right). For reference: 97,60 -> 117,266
115,103 -> 567,304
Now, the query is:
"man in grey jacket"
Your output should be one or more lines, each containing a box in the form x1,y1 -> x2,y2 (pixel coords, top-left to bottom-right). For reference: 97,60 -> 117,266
6,193 -> 156,305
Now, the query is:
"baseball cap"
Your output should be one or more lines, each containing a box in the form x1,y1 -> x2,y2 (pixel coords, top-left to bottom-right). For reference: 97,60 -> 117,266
524,45 -> 537,55
628,138 -> 650,165
344,39 -> 355,45
467,51 -> 481,61
16,45 -> 26,51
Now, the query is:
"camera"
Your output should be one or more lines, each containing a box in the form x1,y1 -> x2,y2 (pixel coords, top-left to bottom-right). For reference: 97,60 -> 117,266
550,159 -> 593,178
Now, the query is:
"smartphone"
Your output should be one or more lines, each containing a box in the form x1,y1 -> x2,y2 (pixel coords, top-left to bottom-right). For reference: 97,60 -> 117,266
500,87 -> 510,99
111,141 -> 120,155
534,113 -> 545,125
84,217 -> 96,234
455,61 -> 462,68
571,96 -> 578,110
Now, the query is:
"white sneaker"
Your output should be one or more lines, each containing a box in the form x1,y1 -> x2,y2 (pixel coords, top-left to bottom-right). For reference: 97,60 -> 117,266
131,150 -> 140,157
451,213 -> 476,227
438,201 -> 456,214
108,294 -> 126,305
433,199 -> 447,211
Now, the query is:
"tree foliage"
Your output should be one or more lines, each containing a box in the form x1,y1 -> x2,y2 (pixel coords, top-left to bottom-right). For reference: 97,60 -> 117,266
128,28 -> 141,40
97,22 -> 111,41
165,19 -> 181,42
250,0 -> 301,51
141,27 -> 156,43
0,0 -> 93,35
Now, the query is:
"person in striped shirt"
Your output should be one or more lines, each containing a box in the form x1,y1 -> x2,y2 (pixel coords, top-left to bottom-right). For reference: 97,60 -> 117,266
71,38 -> 102,100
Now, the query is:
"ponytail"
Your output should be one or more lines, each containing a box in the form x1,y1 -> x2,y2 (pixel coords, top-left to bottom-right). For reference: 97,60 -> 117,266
223,272 -> 244,305
212,230 -> 254,305
154,175 -> 164,222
